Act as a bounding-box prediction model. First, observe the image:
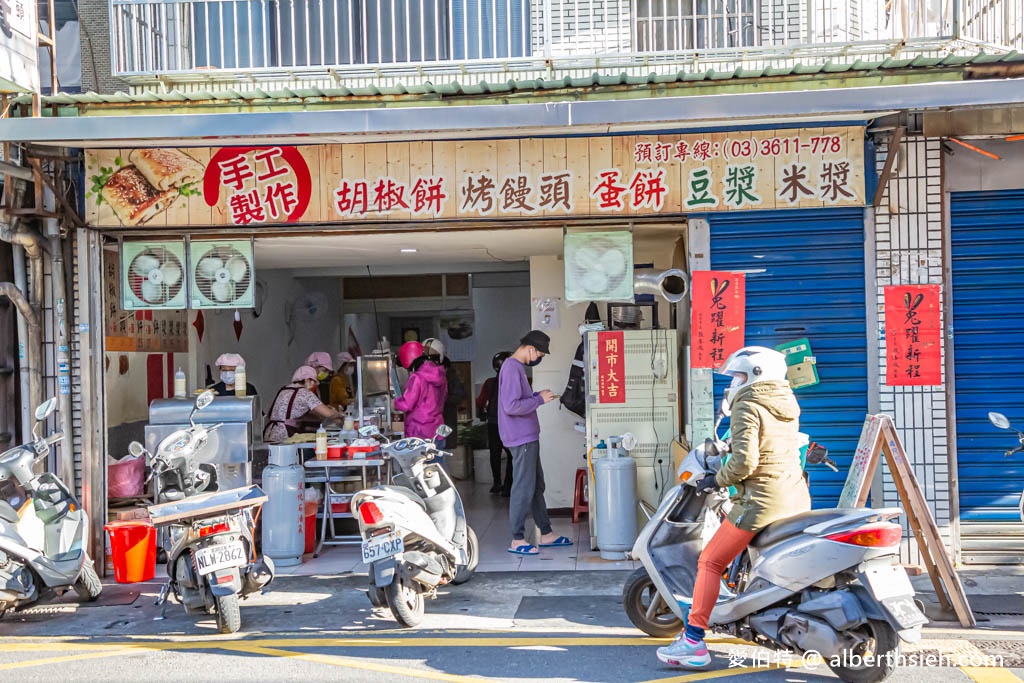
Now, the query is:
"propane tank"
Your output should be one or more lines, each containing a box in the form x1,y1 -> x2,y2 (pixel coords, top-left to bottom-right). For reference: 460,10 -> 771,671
594,434 -> 638,560
262,444 -> 305,567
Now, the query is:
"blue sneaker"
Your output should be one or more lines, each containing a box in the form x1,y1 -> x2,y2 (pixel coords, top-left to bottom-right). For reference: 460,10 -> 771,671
656,635 -> 712,668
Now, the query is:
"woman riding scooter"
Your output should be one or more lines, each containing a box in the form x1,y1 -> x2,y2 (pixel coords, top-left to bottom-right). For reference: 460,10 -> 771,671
657,346 -> 811,669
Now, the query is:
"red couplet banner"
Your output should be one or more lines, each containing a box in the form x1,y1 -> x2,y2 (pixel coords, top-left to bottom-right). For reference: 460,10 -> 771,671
884,284 -> 942,386
691,271 -> 746,369
596,331 -> 626,403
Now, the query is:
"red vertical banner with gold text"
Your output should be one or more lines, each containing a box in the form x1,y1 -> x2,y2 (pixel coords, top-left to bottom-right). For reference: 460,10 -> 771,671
597,331 -> 626,403
691,271 -> 746,369
884,284 -> 942,386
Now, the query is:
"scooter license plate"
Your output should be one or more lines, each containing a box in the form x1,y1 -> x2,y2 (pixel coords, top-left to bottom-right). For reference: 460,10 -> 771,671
194,541 -> 246,576
881,595 -> 928,629
362,533 -> 404,564
862,563 -> 915,601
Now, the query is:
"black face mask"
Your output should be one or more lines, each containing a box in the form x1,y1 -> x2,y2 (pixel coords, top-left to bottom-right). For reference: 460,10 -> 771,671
527,351 -> 543,367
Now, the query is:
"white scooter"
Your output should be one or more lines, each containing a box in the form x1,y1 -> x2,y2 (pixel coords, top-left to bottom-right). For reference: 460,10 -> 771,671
0,398 -> 102,616
624,409 -> 927,683
988,411 -> 1024,521
352,425 -> 478,627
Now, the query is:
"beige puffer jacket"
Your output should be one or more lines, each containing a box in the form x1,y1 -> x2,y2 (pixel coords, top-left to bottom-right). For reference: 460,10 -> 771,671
714,380 -> 811,533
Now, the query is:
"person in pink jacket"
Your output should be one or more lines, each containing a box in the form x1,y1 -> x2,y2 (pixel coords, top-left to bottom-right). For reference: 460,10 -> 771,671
394,341 -> 448,441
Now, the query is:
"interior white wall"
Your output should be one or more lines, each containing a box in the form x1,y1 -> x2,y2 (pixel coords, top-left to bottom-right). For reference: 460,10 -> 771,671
104,352 -> 156,426
470,284 -> 532,410
193,270 -> 342,402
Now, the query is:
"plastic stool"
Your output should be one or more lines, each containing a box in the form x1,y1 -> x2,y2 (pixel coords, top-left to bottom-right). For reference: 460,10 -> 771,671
572,467 -> 589,523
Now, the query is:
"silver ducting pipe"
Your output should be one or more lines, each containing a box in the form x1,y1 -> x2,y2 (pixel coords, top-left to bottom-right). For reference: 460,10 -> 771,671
634,268 -> 688,303
48,189 -> 75,488
12,245 -> 30,438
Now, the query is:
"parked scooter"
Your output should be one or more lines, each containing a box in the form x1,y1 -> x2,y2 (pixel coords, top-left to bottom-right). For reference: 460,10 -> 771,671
624,406 -> 927,683
352,424 -> 479,627
138,390 -> 274,633
0,398 -> 102,616
987,411 -> 1024,522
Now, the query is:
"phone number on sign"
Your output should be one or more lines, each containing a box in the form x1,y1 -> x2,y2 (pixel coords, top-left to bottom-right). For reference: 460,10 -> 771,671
724,135 -> 845,160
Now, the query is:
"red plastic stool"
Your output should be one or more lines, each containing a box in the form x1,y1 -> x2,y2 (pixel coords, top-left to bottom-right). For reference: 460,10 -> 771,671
572,467 -> 589,523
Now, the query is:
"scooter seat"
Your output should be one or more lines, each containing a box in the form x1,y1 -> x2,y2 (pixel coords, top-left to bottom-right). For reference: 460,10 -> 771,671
750,508 -> 850,549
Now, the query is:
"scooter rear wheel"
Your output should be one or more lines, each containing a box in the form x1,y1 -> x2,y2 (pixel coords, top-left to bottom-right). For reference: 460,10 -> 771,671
215,594 -> 242,634
623,567 -> 683,638
73,556 -> 103,602
827,619 -> 899,683
385,576 -> 424,628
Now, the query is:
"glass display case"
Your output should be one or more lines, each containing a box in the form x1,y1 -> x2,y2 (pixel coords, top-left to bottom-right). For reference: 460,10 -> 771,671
356,353 -> 405,433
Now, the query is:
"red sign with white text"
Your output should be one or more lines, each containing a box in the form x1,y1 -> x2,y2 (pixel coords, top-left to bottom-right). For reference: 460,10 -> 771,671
884,284 -> 942,386
691,271 -> 746,369
597,331 -> 626,404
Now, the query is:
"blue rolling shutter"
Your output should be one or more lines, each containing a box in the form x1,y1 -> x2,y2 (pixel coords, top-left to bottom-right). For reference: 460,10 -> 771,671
950,190 -> 1024,564
709,207 -> 868,508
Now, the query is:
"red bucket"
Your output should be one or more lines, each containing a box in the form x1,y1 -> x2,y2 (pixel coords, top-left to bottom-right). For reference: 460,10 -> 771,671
104,521 -> 156,583
304,500 -> 319,554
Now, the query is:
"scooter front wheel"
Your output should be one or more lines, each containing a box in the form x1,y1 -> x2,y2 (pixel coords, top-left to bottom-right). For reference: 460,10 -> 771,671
73,556 -> 103,602
385,576 -> 424,628
623,567 -> 683,638
215,594 -> 242,634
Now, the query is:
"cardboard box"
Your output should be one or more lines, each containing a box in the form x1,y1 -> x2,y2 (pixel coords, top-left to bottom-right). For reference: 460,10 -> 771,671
108,506 -> 150,522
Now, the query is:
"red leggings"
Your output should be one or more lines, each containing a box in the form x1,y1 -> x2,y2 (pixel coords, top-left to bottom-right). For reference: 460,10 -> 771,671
687,519 -> 756,631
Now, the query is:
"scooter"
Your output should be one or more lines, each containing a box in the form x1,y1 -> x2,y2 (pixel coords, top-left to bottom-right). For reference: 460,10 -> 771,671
0,398 -> 102,616
139,390 -> 274,634
624,407 -> 927,683
987,411 -> 1024,522
351,424 -> 479,627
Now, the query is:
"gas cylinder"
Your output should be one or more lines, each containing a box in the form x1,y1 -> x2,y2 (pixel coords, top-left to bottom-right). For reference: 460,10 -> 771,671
594,435 -> 638,560
262,444 -> 305,566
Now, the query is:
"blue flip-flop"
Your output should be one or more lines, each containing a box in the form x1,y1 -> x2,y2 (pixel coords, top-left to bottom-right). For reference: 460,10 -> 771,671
508,544 -> 539,556
539,536 -> 573,548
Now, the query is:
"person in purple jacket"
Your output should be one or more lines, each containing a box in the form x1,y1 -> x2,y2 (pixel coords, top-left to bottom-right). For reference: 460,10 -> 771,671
499,330 -> 574,555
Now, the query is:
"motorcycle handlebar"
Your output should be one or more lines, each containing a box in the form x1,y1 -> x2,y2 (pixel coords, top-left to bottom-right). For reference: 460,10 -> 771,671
46,432 -> 65,445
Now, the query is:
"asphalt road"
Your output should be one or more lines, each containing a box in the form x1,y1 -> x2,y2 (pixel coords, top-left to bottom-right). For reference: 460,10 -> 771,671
1,571 -> 1022,683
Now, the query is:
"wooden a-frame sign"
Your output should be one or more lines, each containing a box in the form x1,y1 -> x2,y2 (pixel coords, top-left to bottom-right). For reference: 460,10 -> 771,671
839,414 -> 975,628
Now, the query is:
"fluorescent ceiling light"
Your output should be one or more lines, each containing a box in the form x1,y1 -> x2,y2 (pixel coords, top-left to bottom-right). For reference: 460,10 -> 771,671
400,248 -> 417,253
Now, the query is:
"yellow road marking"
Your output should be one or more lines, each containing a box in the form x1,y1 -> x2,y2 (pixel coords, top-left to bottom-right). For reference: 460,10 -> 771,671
0,649 -> 138,672
961,669 -> 1024,683
224,643 -> 488,682
638,663 -> 789,683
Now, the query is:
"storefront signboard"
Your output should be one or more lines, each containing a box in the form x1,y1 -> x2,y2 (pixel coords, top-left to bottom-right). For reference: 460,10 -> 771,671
84,127 -> 866,228
596,331 -> 626,404
690,271 -> 746,369
884,284 -> 942,386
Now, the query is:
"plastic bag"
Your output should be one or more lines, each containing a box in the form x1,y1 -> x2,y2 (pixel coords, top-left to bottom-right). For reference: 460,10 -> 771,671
108,453 -> 145,498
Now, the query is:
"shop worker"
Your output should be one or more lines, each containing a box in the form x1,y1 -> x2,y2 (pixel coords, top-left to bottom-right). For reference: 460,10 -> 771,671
657,346 -> 808,669
263,365 -> 341,443
499,330 -> 572,555
394,341 -> 447,442
476,351 -> 513,496
305,351 -> 334,400
211,353 -> 257,397
331,352 -> 357,409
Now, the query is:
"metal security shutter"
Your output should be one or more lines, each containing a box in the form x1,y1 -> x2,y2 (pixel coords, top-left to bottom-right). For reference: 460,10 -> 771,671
710,207 -> 869,507
950,190 -> 1024,564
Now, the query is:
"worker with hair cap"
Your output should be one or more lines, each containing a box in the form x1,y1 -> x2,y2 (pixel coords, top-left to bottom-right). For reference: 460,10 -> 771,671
330,352 -> 357,409
263,365 -> 341,443
305,351 -> 334,400
211,353 -> 257,397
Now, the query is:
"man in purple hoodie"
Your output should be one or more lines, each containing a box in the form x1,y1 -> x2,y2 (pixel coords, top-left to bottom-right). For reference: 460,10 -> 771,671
499,330 -> 574,555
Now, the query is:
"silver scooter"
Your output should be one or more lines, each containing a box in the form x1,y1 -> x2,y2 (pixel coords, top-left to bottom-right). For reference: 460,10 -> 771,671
0,398 -> 102,616
988,411 -> 1024,521
625,409 -> 927,683
352,424 -> 478,627
140,390 -> 274,633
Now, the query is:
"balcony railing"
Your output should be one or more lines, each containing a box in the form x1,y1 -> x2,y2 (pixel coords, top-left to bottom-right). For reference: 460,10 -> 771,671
110,0 -> 1024,84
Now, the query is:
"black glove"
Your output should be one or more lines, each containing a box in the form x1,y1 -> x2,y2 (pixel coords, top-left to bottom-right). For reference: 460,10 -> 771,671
695,474 -> 719,495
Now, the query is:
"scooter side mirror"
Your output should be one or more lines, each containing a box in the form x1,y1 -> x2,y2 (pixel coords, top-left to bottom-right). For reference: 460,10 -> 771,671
989,412 -> 1012,430
195,389 -> 215,411
34,398 -> 57,422
129,441 -> 146,458
435,424 -> 452,439
359,425 -> 380,438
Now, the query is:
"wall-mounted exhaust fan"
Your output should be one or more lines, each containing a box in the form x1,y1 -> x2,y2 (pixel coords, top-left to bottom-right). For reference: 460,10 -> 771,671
120,240 -> 187,310
189,239 -> 255,309
564,231 -> 634,302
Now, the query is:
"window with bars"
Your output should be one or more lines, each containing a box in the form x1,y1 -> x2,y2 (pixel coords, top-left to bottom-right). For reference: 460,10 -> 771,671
633,0 -> 757,52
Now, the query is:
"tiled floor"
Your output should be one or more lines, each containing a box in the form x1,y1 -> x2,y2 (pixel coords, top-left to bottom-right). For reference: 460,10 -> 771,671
276,480 -> 640,577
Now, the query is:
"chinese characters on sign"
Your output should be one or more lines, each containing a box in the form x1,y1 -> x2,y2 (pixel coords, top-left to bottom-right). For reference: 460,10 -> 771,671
84,128 -> 866,227
596,331 -> 626,404
690,271 -> 746,369
884,285 -> 942,386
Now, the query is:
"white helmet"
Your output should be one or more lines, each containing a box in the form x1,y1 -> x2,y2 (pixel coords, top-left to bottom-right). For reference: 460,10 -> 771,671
422,337 -> 446,362
718,346 -> 789,406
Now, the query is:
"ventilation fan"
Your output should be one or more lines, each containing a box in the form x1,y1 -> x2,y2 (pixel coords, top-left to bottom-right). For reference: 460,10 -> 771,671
120,241 -> 187,310
189,239 -> 255,309
284,291 -> 329,345
564,231 -> 634,302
